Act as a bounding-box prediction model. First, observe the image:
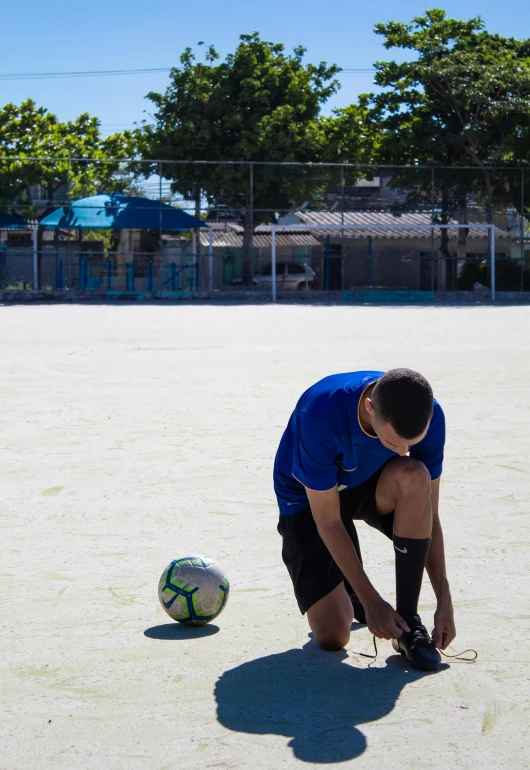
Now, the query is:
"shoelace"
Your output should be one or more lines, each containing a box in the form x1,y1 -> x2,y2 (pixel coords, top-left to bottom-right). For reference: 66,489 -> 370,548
410,623 -> 432,649
353,634 -> 478,666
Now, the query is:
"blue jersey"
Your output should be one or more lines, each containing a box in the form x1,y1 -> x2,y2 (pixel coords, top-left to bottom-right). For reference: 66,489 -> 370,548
274,371 -> 445,515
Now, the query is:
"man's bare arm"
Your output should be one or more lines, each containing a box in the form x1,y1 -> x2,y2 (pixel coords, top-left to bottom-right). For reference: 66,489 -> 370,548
425,478 -> 450,599
305,485 -> 410,639
425,477 -> 456,648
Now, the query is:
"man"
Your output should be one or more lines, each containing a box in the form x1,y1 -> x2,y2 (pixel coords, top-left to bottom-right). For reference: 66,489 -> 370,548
274,368 -> 455,671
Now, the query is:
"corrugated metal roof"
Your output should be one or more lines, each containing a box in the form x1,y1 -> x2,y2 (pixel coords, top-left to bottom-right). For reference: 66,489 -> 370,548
207,221 -> 244,232
269,211 -> 512,240
199,230 -> 242,247
199,229 -> 320,247
254,233 -> 320,247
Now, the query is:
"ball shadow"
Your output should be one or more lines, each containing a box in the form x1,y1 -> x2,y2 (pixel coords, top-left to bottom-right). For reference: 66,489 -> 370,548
144,622 -> 220,640
215,639 -> 447,764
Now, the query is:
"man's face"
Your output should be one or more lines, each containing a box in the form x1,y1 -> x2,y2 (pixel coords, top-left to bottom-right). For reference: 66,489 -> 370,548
366,398 -> 428,455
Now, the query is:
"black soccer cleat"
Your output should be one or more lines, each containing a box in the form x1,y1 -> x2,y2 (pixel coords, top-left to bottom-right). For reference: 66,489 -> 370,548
350,592 -> 367,625
392,614 -> 442,671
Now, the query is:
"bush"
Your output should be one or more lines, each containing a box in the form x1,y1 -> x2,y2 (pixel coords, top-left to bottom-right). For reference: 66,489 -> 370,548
458,257 -> 530,291
458,258 -> 487,290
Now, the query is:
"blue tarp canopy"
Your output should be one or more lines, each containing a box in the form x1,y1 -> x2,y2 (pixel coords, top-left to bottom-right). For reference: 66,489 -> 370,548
0,212 -> 30,228
39,194 -> 206,231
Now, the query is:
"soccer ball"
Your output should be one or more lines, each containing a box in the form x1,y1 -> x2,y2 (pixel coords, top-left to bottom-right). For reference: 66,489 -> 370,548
158,555 -> 230,625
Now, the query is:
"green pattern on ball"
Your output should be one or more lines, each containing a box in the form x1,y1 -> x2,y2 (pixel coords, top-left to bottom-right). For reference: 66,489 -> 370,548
158,555 -> 230,625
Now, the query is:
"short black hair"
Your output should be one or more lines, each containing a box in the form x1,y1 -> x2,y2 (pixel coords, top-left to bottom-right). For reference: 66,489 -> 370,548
372,368 -> 433,440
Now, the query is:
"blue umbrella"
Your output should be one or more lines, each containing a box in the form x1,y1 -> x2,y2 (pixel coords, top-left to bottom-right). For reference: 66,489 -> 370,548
39,194 -> 205,231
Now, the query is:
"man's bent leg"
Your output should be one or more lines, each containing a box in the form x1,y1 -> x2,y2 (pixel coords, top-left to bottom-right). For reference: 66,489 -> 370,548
376,456 -> 432,616
376,456 -> 432,539
306,582 -> 353,651
375,457 -> 441,670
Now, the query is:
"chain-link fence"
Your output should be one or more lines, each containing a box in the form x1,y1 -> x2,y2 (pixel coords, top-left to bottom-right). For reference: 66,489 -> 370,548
1,159 -> 529,296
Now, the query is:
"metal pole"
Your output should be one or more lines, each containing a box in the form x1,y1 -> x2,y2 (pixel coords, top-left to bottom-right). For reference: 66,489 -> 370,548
32,225 -> 38,290
521,168 -> 525,293
490,224 -> 496,301
431,167 -> 436,291
249,162 -> 254,282
208,227 -> 214,292
271,226 -> 277,303
325,235 -> 330,291
192,231 -> 197,265
67,161 -> 71,290
159,162 -> 163,287
195,188 -> 201,289
340,165 -> 345,234
340,165 -> 345,291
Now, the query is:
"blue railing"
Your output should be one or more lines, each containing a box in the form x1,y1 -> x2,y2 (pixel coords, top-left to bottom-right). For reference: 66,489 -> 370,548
54,257 -> 199,293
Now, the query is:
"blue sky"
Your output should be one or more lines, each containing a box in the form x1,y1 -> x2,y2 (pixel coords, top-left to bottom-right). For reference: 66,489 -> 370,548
1,0 -> 529,134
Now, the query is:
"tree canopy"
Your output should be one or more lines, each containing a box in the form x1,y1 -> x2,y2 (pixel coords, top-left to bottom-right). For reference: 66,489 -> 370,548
139,33 -> 349,283
0,99 -> 136,217
370,9 -> 530,219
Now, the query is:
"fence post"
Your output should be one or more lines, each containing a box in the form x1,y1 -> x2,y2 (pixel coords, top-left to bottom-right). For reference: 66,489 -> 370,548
208,227 -> 214,292
105,260 -> 113,291
249,162 -> 254,283
126,262 -> 135,292
32,225 -> 38,291
57,259 -> 65,290
490,225 -> 496,301
271,227 -> 277,303
366,236 -> 373,287
170,262 -> 177,291
80,256 -> 86,290
147,261 -> 154,292
521,168 -> 525,293
325,235 -> 330,291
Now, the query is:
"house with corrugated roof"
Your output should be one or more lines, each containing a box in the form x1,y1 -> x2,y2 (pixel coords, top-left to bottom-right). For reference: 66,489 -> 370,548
260,211 -> 514,291
163,210 -> 516,291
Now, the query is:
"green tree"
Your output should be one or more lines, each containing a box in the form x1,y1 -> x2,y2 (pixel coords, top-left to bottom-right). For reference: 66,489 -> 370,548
322,96 -> 381,165
368,9 -> 530,286
138,33 -> 342,284
0,99 -> 136,217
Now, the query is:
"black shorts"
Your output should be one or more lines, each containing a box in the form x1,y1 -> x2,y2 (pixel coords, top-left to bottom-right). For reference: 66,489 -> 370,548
277,468 -> 394,614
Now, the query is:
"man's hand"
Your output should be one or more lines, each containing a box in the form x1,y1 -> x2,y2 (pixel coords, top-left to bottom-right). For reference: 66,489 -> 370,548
365,597 -> 410,640
432,596 -> 456,649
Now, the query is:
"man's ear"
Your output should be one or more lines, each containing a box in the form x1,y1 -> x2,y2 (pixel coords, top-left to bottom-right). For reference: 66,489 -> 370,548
365,397 -> 375,415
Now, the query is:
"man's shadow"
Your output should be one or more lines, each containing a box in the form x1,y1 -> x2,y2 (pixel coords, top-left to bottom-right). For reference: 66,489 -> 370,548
215,638 -> 447,764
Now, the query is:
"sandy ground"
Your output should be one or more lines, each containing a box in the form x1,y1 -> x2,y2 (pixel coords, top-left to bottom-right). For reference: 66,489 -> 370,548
1,303 -> 529,770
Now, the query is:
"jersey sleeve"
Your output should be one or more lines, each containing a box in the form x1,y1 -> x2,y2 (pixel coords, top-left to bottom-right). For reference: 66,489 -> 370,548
409,401 -> 445,480
291,403 -> 340,491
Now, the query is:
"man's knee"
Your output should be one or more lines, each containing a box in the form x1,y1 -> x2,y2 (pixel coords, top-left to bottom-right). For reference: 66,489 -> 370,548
392,457 -> 431,495
315,626 -> 351,651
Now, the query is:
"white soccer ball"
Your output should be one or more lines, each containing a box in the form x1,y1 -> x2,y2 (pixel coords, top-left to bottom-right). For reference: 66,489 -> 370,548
158,555 -> 230,625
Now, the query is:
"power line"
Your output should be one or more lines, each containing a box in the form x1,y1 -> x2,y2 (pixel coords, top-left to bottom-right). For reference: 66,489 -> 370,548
0,67 -> 172,81
0,66 -> 375,82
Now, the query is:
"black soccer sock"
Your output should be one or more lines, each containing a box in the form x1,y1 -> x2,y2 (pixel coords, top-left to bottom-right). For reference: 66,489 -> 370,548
393,534 -> 431,618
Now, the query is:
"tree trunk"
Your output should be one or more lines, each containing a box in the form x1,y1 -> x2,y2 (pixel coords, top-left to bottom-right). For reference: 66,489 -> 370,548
455,189 -> 468,291
242,207 -> 253,286
439,185 -> 450,292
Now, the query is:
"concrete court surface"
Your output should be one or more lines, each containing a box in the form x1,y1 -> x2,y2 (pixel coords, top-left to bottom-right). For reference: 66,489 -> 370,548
1,303 -> 529,770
